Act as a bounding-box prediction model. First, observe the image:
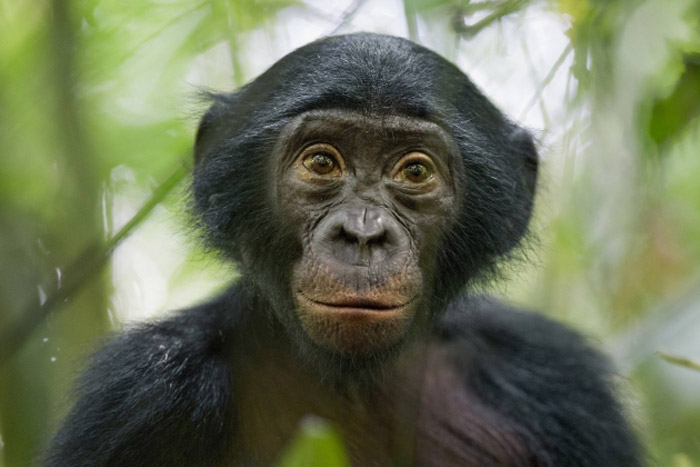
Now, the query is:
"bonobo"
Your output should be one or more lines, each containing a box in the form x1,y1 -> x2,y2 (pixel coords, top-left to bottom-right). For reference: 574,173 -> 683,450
45,33 -> 642,466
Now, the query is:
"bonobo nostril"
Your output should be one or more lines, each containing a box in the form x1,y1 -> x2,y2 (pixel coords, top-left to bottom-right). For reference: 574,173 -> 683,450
342,208 -> 387,246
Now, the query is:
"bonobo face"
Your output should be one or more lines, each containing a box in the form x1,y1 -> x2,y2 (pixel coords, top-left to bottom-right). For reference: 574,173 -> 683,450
274,109 -> 460,355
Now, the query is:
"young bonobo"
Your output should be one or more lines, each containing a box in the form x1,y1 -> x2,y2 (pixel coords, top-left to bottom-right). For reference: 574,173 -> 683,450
45,33 -> 642,466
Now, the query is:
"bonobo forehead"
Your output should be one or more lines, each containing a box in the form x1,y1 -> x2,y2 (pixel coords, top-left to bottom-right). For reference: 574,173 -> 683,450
283,109 -> 452,139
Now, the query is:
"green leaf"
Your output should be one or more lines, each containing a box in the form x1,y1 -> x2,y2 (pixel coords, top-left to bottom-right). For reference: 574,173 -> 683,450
648,55 -> 700,146
659,350 -> 700,372
276,417 -> 351,467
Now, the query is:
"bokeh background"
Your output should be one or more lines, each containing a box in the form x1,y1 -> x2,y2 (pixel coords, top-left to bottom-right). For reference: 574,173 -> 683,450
1,0 -> 700,465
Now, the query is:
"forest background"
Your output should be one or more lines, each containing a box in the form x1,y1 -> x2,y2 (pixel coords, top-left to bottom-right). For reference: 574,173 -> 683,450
1,0 -> 700,465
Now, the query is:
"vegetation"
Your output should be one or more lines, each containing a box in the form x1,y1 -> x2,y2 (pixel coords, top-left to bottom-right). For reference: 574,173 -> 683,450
1,0 -> 699,465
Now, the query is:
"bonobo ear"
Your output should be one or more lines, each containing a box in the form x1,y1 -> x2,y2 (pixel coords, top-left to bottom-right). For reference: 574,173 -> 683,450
193,93 -> 238,167
190,91 -> 265,263
476,123 -> 538,257
190,89 -> 296,269
506,125 -> 538,240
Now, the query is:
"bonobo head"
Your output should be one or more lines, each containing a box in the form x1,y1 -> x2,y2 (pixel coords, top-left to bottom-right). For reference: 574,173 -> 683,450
192,33 -> 537,366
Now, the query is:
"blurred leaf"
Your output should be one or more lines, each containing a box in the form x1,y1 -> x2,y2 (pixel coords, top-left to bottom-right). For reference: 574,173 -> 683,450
276,417 -> 351,467
558,0 -> 591,22
672,453 -> 697,467
648,55 -> 700,147
409,0 -> 460,12
559,0 -> 626,94
659,350 -> 700,372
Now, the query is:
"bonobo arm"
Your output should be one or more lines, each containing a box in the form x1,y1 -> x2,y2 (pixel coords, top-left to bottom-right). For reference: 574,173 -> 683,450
434,295 -> 643,467
43,298 -> 236,467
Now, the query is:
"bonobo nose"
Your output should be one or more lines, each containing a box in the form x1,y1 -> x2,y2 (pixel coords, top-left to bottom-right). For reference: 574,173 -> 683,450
342,208 -> 386,246
318,206 -> 406,265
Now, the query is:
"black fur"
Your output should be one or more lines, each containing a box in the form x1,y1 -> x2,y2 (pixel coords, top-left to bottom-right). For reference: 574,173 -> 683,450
435,296 -> 641,465
45,33 -> 642,466
45,290 -> 239,466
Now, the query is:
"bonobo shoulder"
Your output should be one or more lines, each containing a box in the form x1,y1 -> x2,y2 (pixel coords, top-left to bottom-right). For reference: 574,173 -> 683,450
435,295 -> 644,467
437,295 -> 610,366
44,294 -> 237,467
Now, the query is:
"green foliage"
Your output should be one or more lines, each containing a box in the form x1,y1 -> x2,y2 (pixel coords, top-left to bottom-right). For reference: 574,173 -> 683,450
2,0 -> 700,465
648,55 -> 700,147
0,1 -> 295,466
276,418 -> 351,467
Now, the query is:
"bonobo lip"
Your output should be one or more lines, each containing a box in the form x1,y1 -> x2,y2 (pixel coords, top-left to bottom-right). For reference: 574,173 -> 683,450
295,290 -> 418,354
298,291 -> 416,313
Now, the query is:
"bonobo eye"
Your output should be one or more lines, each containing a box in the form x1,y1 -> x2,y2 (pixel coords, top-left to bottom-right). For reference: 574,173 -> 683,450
300,143 -> 343,177
392,152 -> 435,184
402,163 -> 430,183
304,153 -> 336,174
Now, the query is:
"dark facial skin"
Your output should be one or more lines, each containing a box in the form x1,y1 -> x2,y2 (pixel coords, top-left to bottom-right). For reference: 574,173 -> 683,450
273,109 -> 460,355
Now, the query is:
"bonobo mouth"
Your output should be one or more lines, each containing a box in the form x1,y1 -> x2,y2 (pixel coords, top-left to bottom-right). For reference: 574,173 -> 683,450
298,291 -> 416,312
293,289 -> 420,354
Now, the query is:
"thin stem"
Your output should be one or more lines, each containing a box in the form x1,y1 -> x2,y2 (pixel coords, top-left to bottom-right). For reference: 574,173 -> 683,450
0,162 -> 190,366
328,0 -> 368,36
519,43 -> 573,121
403,0 -> 418,42
659,351 -> 700,372
454,0 -> 527,38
